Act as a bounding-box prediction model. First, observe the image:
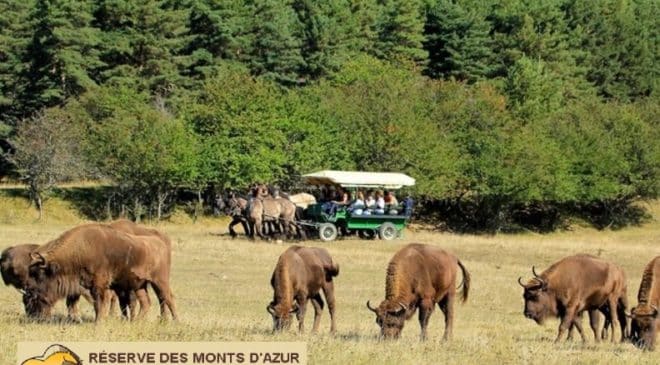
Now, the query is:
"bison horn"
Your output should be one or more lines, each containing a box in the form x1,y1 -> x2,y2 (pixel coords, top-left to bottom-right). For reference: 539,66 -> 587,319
266,304 -> 276,315
532,266 -> 541,278
652,305 -> 659,316
518,277 -> 526,287
290,303 -> 299,314
366,301 -> 378,313
397,302 -> 408,311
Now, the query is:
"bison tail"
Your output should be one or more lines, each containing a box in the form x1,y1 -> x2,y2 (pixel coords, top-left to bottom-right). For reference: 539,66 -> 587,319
457,259 -> 470,304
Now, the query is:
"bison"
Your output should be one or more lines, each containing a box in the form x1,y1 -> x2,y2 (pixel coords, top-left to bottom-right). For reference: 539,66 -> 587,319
267,246 -> 339,333
24,223 -> 176,322
629,255 -> 660,350
518,254 -> 628,343
366,243 -> 470,340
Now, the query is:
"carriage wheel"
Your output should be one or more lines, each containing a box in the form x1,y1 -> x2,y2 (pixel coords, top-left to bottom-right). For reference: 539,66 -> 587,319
378,222 -> 398,241
318,223 -> 338,242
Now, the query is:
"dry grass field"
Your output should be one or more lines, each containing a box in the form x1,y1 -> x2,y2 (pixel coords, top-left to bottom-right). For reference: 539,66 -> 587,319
0,198 -> 659,364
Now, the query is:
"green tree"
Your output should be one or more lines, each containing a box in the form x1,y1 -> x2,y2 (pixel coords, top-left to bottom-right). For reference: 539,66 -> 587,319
374,0 -> 428,64
424,0 -> 495,82
19,0 -> 102,115
566,0 -> 658,101
93,0 -> 189,97
183,0 -> 247,81
6,108 -> 86,219
243,0 -> 303,84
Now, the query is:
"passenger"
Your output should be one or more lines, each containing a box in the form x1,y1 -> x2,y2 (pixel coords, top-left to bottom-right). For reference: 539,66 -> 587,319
374,190 -> 385,214
324,187 -> 349,215
384,190 -> 398,214
363,190 -> 376,215
349,191 -> 365,215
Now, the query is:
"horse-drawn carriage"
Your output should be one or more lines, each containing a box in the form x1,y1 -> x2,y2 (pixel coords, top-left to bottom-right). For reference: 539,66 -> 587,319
297,170 -> 415,242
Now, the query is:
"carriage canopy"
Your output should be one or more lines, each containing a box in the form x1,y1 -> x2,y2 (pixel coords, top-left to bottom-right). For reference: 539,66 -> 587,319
302,170 -> 415,189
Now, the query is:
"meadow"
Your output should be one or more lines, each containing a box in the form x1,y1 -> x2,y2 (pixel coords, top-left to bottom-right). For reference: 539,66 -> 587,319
0,198 -> 659,364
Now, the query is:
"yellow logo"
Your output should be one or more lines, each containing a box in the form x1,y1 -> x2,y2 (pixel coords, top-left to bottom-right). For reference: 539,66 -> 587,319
21,344 -> 82,365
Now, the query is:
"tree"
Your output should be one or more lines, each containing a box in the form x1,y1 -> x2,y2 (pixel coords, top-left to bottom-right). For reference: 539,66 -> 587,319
243,0 -> 303,84
424,0 -> 495,82
292,0 -> 362,81
93,0 -> 189,98
19,0 -> 102,116
6,108 -> 85,219
183,0 -> 247,81
374,0 -> 428,64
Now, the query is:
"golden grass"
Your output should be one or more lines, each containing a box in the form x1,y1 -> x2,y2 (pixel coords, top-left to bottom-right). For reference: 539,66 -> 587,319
0,201 -> 659,364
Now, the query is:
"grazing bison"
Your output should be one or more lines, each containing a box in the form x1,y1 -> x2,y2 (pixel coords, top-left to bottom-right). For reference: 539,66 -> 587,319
225,194 -> 252,238
1,243 -> 103,321
518,254 -> 628,343
367,243 -> 470,340
629,256 -> 660,350
24,223 -> 175,322
267,246 -> 339,333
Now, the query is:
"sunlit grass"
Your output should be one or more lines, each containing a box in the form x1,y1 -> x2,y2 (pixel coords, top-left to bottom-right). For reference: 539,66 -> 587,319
0,200 -> 659,364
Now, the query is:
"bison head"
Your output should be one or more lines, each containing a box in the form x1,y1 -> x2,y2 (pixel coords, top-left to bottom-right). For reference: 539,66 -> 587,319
24,252 -> 60,319
519,269 -> 557,325
366,300 -> 410,339
630,304 -> 659,351
267,301 -> 298,332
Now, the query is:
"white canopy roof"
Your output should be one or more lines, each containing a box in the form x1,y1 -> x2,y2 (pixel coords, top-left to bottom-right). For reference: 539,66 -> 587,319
302,170 -> 415,189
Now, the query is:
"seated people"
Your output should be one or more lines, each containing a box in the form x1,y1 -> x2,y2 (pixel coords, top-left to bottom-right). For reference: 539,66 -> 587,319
348,191 -> 365,215
374,190 -> 385,214
363,190 -> 376,215
325,187 -> 349,215
384,190 -> 399,214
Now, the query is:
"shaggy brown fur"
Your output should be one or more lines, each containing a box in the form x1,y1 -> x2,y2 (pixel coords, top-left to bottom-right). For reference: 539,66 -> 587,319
24,223 -> 174,322
367,243 -> 470,340
2,243 -> 99,321
630,256 -> 660,350
519,254 -> 628,343
268,246 -> 339,333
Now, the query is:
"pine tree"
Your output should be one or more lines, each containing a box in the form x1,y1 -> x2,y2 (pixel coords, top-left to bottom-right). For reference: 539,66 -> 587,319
19,0 -> 102,116
566,0 -> 658,101
424,0 -> 495,82
93,0 -> 189,96
183,0 -> 247,80
374,0 -> 428,65
243,0 -> 303,85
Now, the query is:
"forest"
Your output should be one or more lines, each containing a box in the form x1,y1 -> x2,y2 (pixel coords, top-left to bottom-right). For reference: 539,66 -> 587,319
0,0 -> 657,232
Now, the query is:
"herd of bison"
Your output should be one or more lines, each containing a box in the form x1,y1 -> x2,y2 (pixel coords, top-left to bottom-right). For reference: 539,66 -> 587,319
0,220 -> 658,351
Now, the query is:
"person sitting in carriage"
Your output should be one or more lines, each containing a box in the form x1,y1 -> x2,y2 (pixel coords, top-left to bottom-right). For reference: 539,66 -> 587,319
323,187 -> 349,215
348,191 -> 365,215
374,190 -> 386,214
384,190 -> 399,214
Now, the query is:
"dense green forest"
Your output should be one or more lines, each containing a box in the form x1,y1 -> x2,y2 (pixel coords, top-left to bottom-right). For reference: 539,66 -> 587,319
0,0 -> 658,231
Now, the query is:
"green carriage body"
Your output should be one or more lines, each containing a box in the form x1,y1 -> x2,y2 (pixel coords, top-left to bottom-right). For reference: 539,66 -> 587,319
300,170 -> 415,242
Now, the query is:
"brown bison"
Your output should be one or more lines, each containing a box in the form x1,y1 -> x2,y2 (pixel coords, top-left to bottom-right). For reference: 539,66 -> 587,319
267,246 -> 339,333
24,223 -> 176,322
1,243 -> 105,321
629,255 -> 660,350
519,254 -> 628,343
366,243 -> 470,340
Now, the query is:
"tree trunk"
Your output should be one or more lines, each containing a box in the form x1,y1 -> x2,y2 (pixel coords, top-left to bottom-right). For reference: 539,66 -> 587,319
194,189 -> 203,222
133,197 -> 142,223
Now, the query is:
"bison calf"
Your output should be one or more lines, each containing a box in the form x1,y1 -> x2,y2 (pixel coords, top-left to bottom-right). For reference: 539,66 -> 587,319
367,243 -> 470,340
267,246 -> 339,333
519,254 -> 628,343
629,256 -> 660,350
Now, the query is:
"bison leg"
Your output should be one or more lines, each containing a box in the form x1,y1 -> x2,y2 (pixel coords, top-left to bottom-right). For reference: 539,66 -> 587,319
607,297 -> 621,342
241,219 -> 251,237
228,217 -> 239,238
91,284 -> 111,323
295,295 -> 307,333
134,286 -> 152,320
588,310 -> 602,343
310,293 -> 324,334
571,314 -> 588,342
65,295 -> 82,323
616,297 -> 629,341
150,280 -> 178,321
556,304 -> 580,343
322,282 -> 337,334
438,294 -> 454,341
416,298 -> 434,341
